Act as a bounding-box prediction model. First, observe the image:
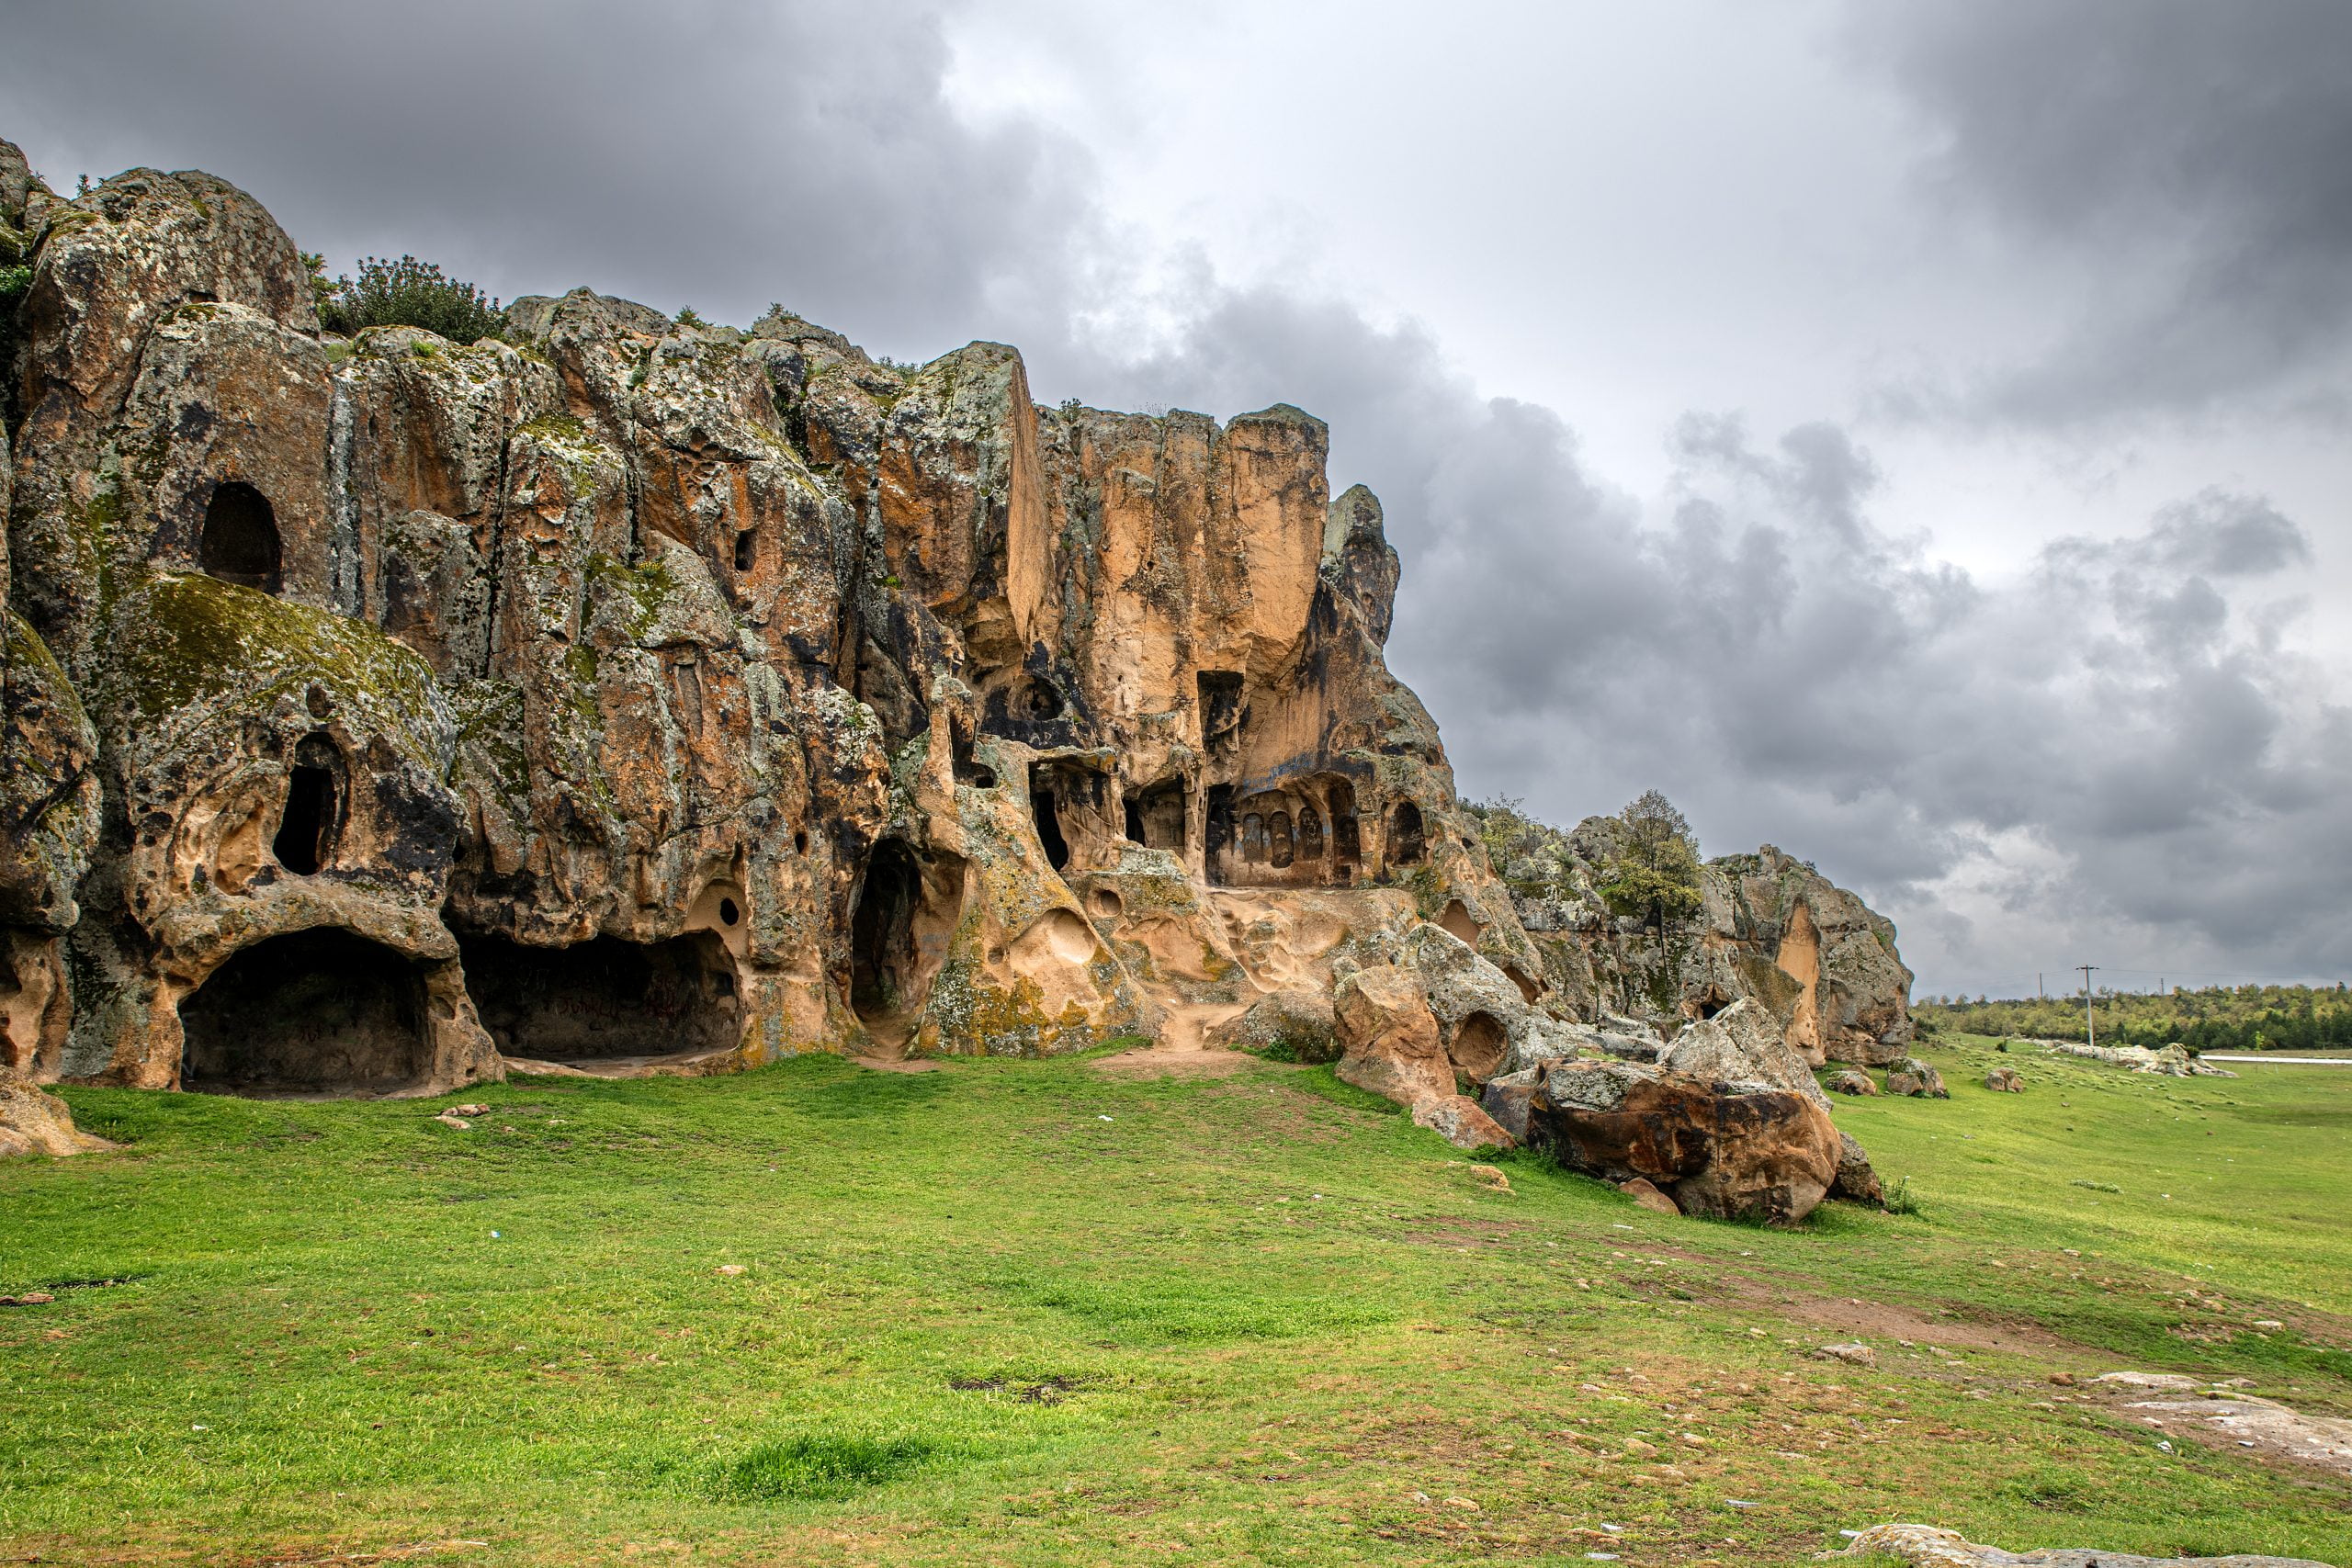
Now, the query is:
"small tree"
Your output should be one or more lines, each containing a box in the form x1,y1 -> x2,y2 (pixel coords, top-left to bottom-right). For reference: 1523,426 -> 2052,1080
316,254 -> 506,344
1597,788 -> 1702,942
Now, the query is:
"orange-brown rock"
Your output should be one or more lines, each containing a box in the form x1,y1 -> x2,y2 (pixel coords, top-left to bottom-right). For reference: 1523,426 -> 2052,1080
1531,1059 -> 1842,1224
0,141 -> 1537,1100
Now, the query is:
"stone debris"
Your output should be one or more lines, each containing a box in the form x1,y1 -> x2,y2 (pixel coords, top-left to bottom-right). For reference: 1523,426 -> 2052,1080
2035,1042 -> 2236,1078
1826,1069 -> 1877,1096
0,1080 -> 111,1158
1837,1522 -> 2332,1568
1883,1057 -> 1950,1098
2121,1396 -> 2352,1478
1984,1066 -> 2023,1092
1814,1341 -> 1878,1367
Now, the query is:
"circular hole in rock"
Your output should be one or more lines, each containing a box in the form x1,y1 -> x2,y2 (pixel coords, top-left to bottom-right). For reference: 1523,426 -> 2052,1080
718,897 -> 741,927
1091,887 -> 1124,920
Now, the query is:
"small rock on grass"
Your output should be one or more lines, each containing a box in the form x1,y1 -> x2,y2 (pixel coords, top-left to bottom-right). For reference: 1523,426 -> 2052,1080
1618,1177 -> 1679,1215
714,1264 -> 746,1277
0,1292 -> 56,1307
1815,1341 -> 1877,1367
1468,1163 -> 1512,1192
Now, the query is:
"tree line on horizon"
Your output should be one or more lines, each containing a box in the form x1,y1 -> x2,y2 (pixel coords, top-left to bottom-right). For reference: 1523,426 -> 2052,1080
1915,982 -> 2352,1054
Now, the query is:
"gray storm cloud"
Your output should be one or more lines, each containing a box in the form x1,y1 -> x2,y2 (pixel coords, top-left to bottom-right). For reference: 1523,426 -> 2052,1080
4,0 -> 2347,991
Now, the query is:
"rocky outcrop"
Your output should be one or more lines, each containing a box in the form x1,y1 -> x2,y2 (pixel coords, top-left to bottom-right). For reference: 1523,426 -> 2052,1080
1885,1057 -> 1950,1099
1838,1523 -> 2331,1568
2037,1041 -> 2236,1078
0,139 -> 1542,1098
1486,805 -> 1916,1066
0,130 -> 1900,1226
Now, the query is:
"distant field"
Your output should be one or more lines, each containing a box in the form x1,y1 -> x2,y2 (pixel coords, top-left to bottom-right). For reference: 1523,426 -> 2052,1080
3,1033 -> 2346,1567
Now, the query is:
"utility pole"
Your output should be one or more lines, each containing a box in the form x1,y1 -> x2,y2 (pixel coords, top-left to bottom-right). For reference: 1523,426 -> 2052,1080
2038,972 -> 2043,999
2078,964 -> 2098,1049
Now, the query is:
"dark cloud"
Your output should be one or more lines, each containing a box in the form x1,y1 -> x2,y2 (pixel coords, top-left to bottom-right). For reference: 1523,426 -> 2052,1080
5,1 -> 2346,991
0,0 -> 1091,356
1846,0 -> 2352,425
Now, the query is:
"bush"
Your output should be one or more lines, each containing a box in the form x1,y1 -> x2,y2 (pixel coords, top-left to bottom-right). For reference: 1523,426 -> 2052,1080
316,254 -> 506,344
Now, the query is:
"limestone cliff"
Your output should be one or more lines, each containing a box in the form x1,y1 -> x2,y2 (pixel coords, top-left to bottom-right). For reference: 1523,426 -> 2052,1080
0,139 -> 1908,1199
0,143 -> 1555,1101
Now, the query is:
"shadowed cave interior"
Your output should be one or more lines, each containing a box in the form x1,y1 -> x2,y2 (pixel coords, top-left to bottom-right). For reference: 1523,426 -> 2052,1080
458,931 -> 740,1063
178,928 -> 430,1095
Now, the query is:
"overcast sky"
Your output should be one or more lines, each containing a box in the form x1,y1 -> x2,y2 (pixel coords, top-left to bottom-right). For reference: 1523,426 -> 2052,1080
6,0 -> 2350,998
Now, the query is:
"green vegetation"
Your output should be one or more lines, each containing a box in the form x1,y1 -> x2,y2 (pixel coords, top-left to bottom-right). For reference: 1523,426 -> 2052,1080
316,253 -> 508,344
3,1038 -> 2345,1564
1599,789 -> 1704,942
1917,983 -> 2352,1055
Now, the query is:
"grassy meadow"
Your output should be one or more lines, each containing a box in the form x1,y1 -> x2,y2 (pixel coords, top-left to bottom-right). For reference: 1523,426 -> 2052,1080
2,1034 -> 2346,1566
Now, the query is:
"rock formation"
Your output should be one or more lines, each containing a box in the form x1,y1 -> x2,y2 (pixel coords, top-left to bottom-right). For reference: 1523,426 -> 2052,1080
0,141 -> 1913,1214
1478,805 -> 1916,1065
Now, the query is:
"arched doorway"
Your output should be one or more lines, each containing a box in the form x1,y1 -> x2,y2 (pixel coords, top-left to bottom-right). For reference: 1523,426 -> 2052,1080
199,481 -> 282,594
179,928 -> 429,1094
850,840 -> 925,1024
1389,800 -> 1425,866
273,733 -> 345,875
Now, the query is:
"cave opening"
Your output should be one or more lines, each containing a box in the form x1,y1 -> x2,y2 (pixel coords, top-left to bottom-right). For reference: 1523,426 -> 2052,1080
180,928 -> 429,1094
458,931 -> 739,1063
1449,1010 -> 1507,1087
199,480 -> 283,594
1031,775 -> 1070,872
1127,778 -> 1187,851
734,529 -> 756,571
1389,800 -> 1425,866
1329,780 -> 1362,869
272,734 -> 344,875
850,840 -> 924,1023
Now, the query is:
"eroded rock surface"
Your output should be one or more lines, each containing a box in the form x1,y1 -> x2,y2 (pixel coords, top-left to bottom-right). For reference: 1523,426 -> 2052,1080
1840,1523 -> 2331,1568
0,132 -> 1908,1209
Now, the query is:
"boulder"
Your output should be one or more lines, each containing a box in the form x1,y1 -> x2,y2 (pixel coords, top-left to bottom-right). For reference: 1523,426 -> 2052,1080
1619,1177 -> 1679,1215
1414,1094 -> 1515,1152
1884,1057 -> 1949,1099
1829,1131 -> 1884,1205
1208,987 -> 1340,1062
1527,1060 -> 1843,1224
1826,1069 -> 1877,1096
1661,998 -> 1832,1110
1478,1066 -> 1541,1144
1984,1066 -> 2023,1093
1333,964 -> 1453,1110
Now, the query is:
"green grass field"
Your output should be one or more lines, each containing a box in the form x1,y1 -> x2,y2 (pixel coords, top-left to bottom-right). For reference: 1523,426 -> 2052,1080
4,1035 -> 2346,1566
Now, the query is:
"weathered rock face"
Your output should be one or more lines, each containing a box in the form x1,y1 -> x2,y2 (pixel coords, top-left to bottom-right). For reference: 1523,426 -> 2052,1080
1491,807 -> 1916,1066
1526,1056 -> 1843,1224
0,142 -> 1543,1098
0,136 -> 1905,1231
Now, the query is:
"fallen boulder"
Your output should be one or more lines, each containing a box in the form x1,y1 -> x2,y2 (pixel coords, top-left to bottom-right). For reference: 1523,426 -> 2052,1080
1525,1058 -> 1841,1224
2036,1041 -> 2236,1078
1413,1093 -> 1514,1152
1830,1131 -> 1884,1205
1984,1066 -> 2023,1092
1660,997 -> 1832,1111
1884,1057 -> 1950,1099
1619,1177 -> 1679,1215
1827,1068 -> 1877,1096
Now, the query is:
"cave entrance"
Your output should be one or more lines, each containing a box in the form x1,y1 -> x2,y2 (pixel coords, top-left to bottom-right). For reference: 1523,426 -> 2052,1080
458,931 -> 739,1064
1329,780 -> 1362,871
179,928 -> 429,1095
1030,774 -> 1070,872
1448,1010 -> 1507,1087
199,480 -> 283,594
1389,800 -> 1425,866
1125,778 -> 1187,851
273,733 -> 344,875
851,840 -> 924,1024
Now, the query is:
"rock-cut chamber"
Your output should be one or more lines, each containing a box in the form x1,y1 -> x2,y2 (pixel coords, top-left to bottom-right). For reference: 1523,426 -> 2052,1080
458,932 -> 740,1063
178,928 -> 430,1094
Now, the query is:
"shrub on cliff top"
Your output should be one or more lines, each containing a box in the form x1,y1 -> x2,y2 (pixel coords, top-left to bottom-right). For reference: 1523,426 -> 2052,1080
314,253 -> 506,344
